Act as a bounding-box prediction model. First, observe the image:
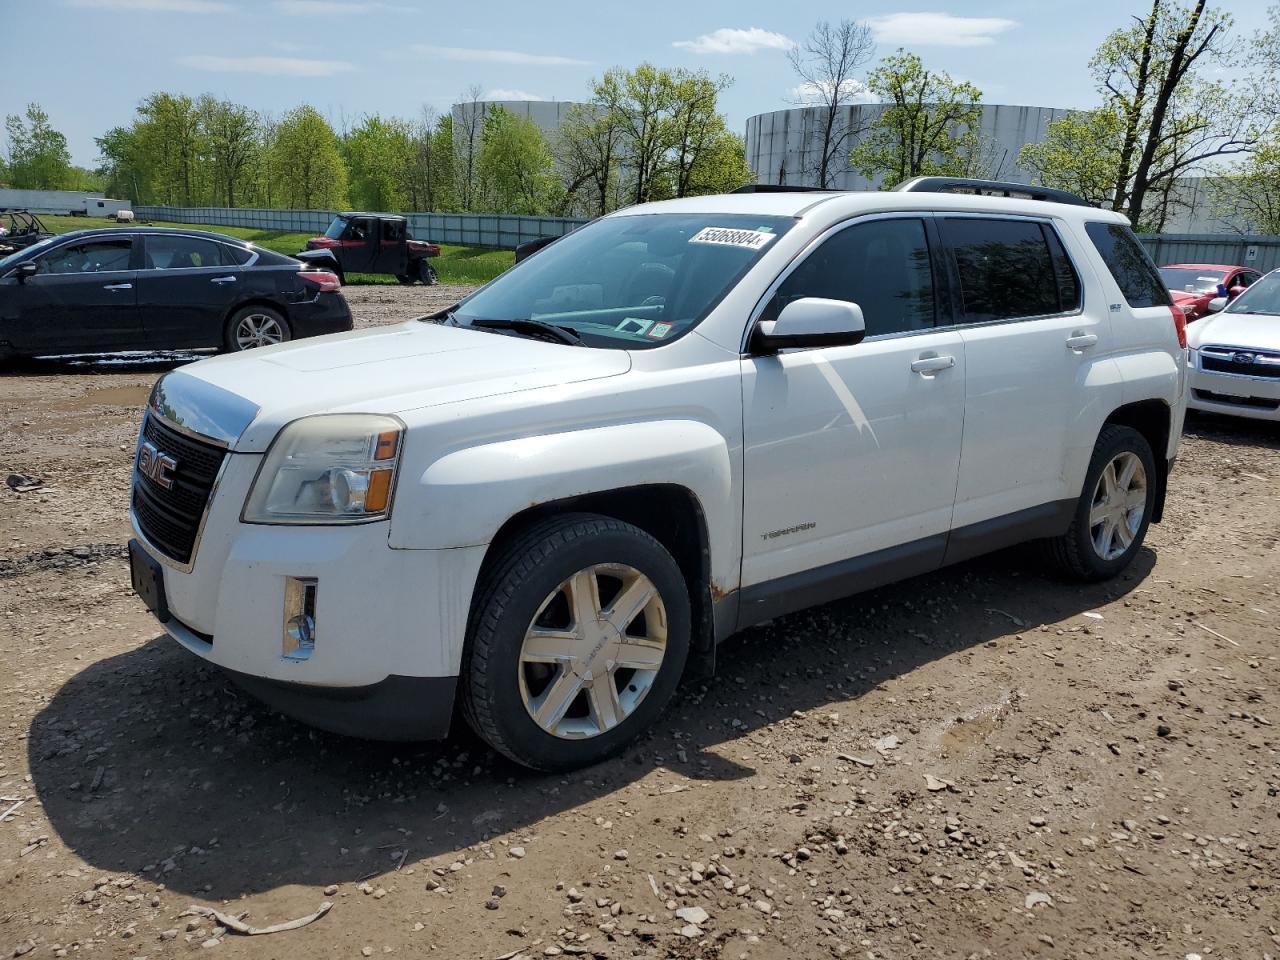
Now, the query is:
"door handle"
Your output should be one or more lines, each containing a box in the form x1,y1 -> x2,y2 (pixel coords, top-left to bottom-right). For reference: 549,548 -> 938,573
103,283 -> 132,291
210,275 -> 237,284
1066,332 -> 1098,350
910,355 -> 956,373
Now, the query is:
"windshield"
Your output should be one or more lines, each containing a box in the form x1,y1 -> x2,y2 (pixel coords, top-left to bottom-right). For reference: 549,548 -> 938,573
1224,271 -> 1280,315
451,213 -> 794,349
0,235 -> 59,272
323,217 -> 349,240
1160,267 -> 1226,294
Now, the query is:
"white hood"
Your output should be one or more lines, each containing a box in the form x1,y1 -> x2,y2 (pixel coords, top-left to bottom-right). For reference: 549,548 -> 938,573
1189,310 -> 1280,353
161,321 -> 632,452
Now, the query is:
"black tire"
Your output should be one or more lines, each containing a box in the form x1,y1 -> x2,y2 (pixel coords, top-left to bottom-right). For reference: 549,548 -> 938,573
395,273 -> 415,285
417,259 -> 439,286
1045,424 -> 1157,581
223,305 -> 291,353
462,513 -> 691,772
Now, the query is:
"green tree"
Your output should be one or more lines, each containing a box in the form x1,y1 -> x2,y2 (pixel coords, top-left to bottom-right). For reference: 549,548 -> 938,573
556,103 -> 626,217
272,105 -> 348,209
135,93 -> 206,205
683,129 -> 754,195
199,96 -> 259,207
476,106 -> 558,215
4,103 -> 74,190
345,114 -> 415,210
850,51 -> 984,186
1019,109 -> 1126,207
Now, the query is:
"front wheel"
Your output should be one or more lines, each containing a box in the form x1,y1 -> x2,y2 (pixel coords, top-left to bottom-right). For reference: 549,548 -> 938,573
224,306 -> 291,352
462,514 -> 691,771
1045,425 -> 1157,581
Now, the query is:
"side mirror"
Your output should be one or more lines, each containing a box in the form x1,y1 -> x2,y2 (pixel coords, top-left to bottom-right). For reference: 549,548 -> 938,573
1207,296 -> 1227,313
15,261 -> 37,283
751,297 -> 866,354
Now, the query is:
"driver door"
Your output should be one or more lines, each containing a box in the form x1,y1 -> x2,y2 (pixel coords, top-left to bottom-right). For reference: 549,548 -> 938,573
739,215 -> 966,622
7,236 -> 141,353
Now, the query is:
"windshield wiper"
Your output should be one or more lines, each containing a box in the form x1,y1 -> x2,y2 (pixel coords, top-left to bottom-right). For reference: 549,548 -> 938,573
470,317 -> 584,346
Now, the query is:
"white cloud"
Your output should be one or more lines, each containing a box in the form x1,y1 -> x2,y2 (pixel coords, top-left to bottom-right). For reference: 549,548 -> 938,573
484,89 -> 547,101
793,79 -> 878,105
411,45 -> 591,66
177,55 -> 356,76
65,0 -> 230,11
866,12 -> 1018,47
673,27 -> 794,55
274,0 -> 411,13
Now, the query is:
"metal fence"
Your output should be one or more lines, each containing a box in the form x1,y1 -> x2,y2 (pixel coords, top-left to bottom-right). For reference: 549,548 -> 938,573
1137,234 -> 1280,273
132,206 -> 1280,268
132,206 -> 588,249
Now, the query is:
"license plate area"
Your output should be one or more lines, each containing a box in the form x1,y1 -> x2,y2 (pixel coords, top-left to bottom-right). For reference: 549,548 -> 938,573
129,539 -> 170,622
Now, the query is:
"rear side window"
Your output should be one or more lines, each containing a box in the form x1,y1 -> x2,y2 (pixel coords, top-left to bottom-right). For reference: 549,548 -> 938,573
145,235 -> 227,270
383,220 -> 405,242
941,218 -> 1062,324
219,244 -> 253,265
768,217 -> 937,338
1084,222 -> 1171,308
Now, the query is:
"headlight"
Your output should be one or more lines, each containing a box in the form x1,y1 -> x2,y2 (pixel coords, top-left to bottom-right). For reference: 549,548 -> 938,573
242,414 -> 404,524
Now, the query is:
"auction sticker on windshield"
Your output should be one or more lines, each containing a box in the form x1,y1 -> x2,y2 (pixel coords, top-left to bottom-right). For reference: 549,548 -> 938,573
689,227 -> 777,250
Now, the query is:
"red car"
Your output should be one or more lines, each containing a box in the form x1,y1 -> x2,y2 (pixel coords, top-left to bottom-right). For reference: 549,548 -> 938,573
1160,263 -> 1262,321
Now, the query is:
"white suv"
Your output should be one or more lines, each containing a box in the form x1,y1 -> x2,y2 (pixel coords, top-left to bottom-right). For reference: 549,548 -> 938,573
128,178 -> 1188,771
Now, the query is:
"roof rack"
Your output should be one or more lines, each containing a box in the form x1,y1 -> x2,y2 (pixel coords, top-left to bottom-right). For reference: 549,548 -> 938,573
892,176 -> 1090,207
732,184 -> 837,194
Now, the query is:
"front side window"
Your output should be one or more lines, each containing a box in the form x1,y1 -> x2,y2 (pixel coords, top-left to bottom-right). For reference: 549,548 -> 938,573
767,217 -> 936,338
942,218 -> 1063,324
348,219 -> 371,242
144,235 -> 226,270
1085,222 -> 1171,308
451,213 -> 794,349
38,239 -> 132,274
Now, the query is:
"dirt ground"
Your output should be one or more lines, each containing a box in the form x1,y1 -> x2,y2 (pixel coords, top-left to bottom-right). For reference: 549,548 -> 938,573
1,284 -> 1277,960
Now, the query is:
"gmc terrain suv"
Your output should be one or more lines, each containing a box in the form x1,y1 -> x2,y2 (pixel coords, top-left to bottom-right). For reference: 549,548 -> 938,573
128,178 -> 1188,771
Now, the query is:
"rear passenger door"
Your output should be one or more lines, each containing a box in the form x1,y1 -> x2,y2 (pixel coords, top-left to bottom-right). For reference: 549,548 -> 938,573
374,219 -> 408,275
136,234 -> 245,349
741,215 -> 966,604
941,216 -> 1109,545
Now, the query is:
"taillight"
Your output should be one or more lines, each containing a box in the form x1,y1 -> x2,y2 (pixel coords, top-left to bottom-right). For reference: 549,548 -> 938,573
298,270 -> 341,293
1168,305 -> 1188,349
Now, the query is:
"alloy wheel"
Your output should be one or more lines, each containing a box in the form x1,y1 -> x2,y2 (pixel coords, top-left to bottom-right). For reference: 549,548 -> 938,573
517,562 -> 668,740
235,314 -> 285,350
1088,451 -> 1147,561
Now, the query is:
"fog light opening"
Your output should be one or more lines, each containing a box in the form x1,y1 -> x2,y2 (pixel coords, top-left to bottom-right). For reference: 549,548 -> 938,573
283,576 -> 317,660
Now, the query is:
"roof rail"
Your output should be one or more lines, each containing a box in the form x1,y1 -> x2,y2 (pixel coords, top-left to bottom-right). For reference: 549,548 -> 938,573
732,184 -> 837,194
892,176 -> 1091,207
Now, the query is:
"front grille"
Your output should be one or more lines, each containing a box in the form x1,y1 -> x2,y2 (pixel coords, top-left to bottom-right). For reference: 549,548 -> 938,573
1194,390 -> 1280,411
132,414 -> 226,565
1201,347 -> 1280,379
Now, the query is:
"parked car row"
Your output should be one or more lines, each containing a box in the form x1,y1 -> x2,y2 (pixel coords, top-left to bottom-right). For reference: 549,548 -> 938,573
1161,262 -> 1262,321
0,227 -> 352,359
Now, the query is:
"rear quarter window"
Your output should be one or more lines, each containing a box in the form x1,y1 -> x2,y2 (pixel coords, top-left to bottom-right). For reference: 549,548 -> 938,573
1084,222 -> 1171,308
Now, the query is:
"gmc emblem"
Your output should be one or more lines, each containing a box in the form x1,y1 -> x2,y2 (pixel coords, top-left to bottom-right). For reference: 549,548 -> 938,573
137,441 -> 177,490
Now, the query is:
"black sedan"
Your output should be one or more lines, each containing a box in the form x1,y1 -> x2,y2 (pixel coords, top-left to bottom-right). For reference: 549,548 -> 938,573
0,227 -> 352,360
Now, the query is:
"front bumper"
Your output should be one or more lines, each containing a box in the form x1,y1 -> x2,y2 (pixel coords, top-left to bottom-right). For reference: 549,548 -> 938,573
1187,356 -> 1280,421
131,446 -> 487,735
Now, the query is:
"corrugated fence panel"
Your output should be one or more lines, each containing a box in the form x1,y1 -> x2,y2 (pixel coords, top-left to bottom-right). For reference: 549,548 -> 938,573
129,209 -> 1280,266
1139,234 -> 1280,273
132,206 -> 588,249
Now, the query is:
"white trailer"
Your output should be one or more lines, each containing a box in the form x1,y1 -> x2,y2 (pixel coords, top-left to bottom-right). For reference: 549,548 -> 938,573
0,188 -> 132,217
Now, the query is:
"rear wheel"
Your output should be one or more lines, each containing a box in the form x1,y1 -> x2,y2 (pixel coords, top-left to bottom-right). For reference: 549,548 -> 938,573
224,306 -> 291,352
416,259 -> 439,286
462,514 -> 691,771
1046,425 -> 1156,581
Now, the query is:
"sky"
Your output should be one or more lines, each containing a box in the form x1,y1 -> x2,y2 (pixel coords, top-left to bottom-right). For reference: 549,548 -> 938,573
3,0 -> 1273,168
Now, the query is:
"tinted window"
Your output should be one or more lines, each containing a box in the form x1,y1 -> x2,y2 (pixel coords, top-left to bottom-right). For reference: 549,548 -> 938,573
383,220 -> 405,242
942,218 -> 1061,323
219,243 -> 254,265
768,218 -> 936,338
347,219 -> 371,242
1044,227 -> 1082,312
38,239 -> 132,274
1085,222 -> 1171,308
144,235 -> 228,269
